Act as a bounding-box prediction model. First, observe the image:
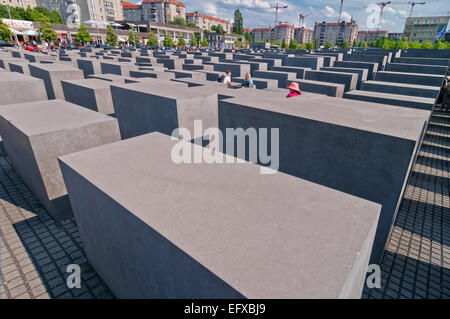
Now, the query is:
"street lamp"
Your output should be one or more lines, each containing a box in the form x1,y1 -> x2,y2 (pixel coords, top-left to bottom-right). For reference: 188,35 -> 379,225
6,6 -> 21,49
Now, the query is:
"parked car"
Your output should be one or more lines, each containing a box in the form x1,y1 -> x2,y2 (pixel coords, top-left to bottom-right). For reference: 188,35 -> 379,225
0,39 -> 15,47
25,45 -> 39,51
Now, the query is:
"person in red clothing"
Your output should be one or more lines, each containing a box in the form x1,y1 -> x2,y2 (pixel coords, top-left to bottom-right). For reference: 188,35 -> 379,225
286,82 -> 302,98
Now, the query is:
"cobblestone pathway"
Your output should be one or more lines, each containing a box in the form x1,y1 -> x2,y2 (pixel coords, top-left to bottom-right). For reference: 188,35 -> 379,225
0,141 -> 114,299
363,109 -> 450,299
0,109 -> 449,299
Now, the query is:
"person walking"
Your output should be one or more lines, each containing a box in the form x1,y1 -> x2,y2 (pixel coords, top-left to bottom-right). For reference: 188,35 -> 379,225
242,73 -> 255,89
286,82 -> 302,98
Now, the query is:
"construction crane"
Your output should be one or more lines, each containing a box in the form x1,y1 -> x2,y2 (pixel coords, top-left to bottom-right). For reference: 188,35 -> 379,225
299,13 -> 312,28
363,1 -> 392,31
406,2 -> 426,17
252,2 -> 289,27
338,0 -> 344,22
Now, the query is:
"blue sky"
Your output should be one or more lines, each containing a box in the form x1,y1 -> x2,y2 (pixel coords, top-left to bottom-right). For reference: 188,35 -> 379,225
129,0 -> 450,33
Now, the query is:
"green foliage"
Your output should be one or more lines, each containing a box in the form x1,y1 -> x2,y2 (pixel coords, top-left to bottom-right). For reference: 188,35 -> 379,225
0,5 -> 63,23
147,31 -> 158,47
281,39 -> 287,49
177,33 -> 186,47
433,40 -> 447,49
421,40 -> 433,49
352,39 -> 357,47
299,42 -> 307,49
211,24 -> 226,35
396,37 -> 409,49
189,33 -> 197,47
288,39 -> 298,49
264,37 -> 269,43
186,22 -> 199,29
163,33 -> 174,47
408,41 -> 422,48
38,21 -> 58,42
200,36 -> 208,47
325,40 -> 332,49
341,40 -> 350,48
75,24 -> 92,44
361,41 -> 369,48
234,39 -> 244,48
169,17 -> 186,27
233,9 -> 244,35
314,38 -> 319,49
306,41 -> 314,50
244,30 -> 252,43
128,30 -> 139,46
106,25 -> 118,47
0,20 -> 13,41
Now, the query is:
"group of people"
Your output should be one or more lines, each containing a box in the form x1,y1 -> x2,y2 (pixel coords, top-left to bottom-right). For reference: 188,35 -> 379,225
219,70 -> 302,98
438,76 -> 450,112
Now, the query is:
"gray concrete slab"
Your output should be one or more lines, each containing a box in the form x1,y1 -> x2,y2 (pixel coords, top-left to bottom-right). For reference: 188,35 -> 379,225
286,56 -> 324,70
87,73 -> 138,83
320,67 -> 368,90
212,62 -> 251,78
59,132 -> 381,299
344,90 -> 436,110
248,57 -> 282,69
360,81 -> 441,99
232,77 -> 278,89
110,83 -> 218,140
305,70 -> 357,92
0,71 -> 47,104
252,70 -> 298,88
28,63 -> 84,100
333,61 -> 379,80
61,79 -> 115,115
393,56 -> 450,67
400,49 -> 450,59
374,71 -> 444,87
100,61 -> 139,76
270,66 -> 310,79
344,54 -> 387,71
218,93 -> 430,263
293,79 -> 345,97
23,52 -> 54,63
77,58 -> 102,78
0,99 -> 120,220
385,63 -> 448,76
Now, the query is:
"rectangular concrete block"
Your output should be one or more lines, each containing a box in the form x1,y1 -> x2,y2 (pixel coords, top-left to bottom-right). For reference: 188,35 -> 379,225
344,90 -> 436,110
61,79 -> 115,115
344,54 -> 387,71
252,70 -> 298,88
385,63 -> 448,76
218,93 -> 430,263
0,99 -> 121,220
295,79 -> 345,97
0,72 -> 47,104
213,63 -> 251,78
305,70 -> 357,92
320,67 -> 368,90
24,52 -> 54,63
110,83 -> 218,140
77,58 -> 102,78
333,61 -> 379,80
59,132 -> 381,298
101,61 -> 138,76
285,56 -> 324,70
375,71 -> 444,87
268,66 -> 310,79
29,63 -> 84,100
360,81 -> 440,99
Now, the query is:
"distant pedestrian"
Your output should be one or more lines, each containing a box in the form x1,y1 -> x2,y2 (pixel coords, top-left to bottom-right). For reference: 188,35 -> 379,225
443,76 -> 450,112
286,82 -> 302,98
218,70 -> 233,87
242,73 -> 254,89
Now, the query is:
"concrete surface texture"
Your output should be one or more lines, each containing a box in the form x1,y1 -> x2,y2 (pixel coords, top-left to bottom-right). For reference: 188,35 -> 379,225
110,83 -> 218,140
0,99 -> 121,220
218,93 -> 430,263
28,64 -> 84,100
305,70 -> 357,92
0,72 -> 47,105
59,132 -> 381,299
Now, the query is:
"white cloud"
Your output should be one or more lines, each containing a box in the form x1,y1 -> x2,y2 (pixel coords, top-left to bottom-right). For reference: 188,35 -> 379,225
321,5 -> 352,22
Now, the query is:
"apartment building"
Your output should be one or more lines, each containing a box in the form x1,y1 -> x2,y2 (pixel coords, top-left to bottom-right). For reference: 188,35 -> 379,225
356,30 -> 388,43
186,11 -> 230,33
314,21 -> 358,46
388,32 -> 404,41
294,27 -> 314,44
34,0 -> 124,26
122,0 -> 185,24
403,15 -> 450,43
271,24 -> 295,43
0,0 -> 36,8
251,27 -> 272,42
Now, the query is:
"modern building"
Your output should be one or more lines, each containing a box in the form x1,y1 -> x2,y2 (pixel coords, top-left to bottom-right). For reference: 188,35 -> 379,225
271,24 -> 295,43
251,27 -> 272,42
0,0 -> 37,8
403,15 -> 450,43
122,0 -> 185,24
186,11 -> 230,33
34,0 -> 124,26
356,30 -> 388,43
294,27 -> 314,44
314,21 -> 358,47
205,31 -> 244,50
388,32 -> 404,41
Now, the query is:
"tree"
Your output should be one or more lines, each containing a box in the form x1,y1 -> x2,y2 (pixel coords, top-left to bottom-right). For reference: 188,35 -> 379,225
325,40 -> 332,49
0,21 -> 13,41
299,43 -> 307,49
169,17 -> 186,27
163,33 -> 174,47
244,30 -> 252,43
433,40 -> 447,49
233,9 -> 243,35
213,24 -> 226,35
341,40 -> 350,48
352,39 -> 357,47
264,37 -> 269,43
361,41 -> 369,48
314,38 -> 319,49
177,33 -> 186,47
281,39 -> 287,49
408,41 -> 421,48
288,39 -> 298,49
396,37 -> 409,50
186,22 -> 198,29
147,31 -> 158,47
200,36 -> 208,48
421,40 -> 433,49
128,29 -> 139,46
38,21 -> 58,42
306,41 -> 314,50
106,25 -> 118,47
75,24 -> 92,45
189,33 -> 197,47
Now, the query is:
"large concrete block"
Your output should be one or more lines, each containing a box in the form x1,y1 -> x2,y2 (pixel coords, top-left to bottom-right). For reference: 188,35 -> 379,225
252,70 -> 298,88
0,99 -> 120,220
61,79 -> 115,115
344,90 -> 436,110
218,93 -> 430,263
248,58 -> 282,69
360,81 -> 441,99
24,52 -> 54,63
270,66 -> 310,79
286,56 -> 324,70
400,49 -> 450,59
344,54 -> 387,71
87,73 -> 137,83
77,58 -> 102,78
28,63 -> 84,100
213,63 -> 251,78
321,67 -> 368,90
156,58 -> 182,70
101,61 -> 138,76
333,61 -> 379,80
0,72 -> 47,104
59,132 -> 381,298
305,70 -> 357,92
393,56 -> 450,67
385,63 -> 448,76
110,83 -> 218,139
375,71 -> 444,87
295,79 -> 345,97
262,53 -> 292,65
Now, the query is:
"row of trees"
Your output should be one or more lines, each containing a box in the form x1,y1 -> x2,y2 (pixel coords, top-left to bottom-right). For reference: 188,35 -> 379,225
353,36 -> 450,50
0,5 -> 63,24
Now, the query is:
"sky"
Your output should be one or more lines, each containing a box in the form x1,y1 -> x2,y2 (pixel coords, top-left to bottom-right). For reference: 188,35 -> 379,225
128,0 -> 450,33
